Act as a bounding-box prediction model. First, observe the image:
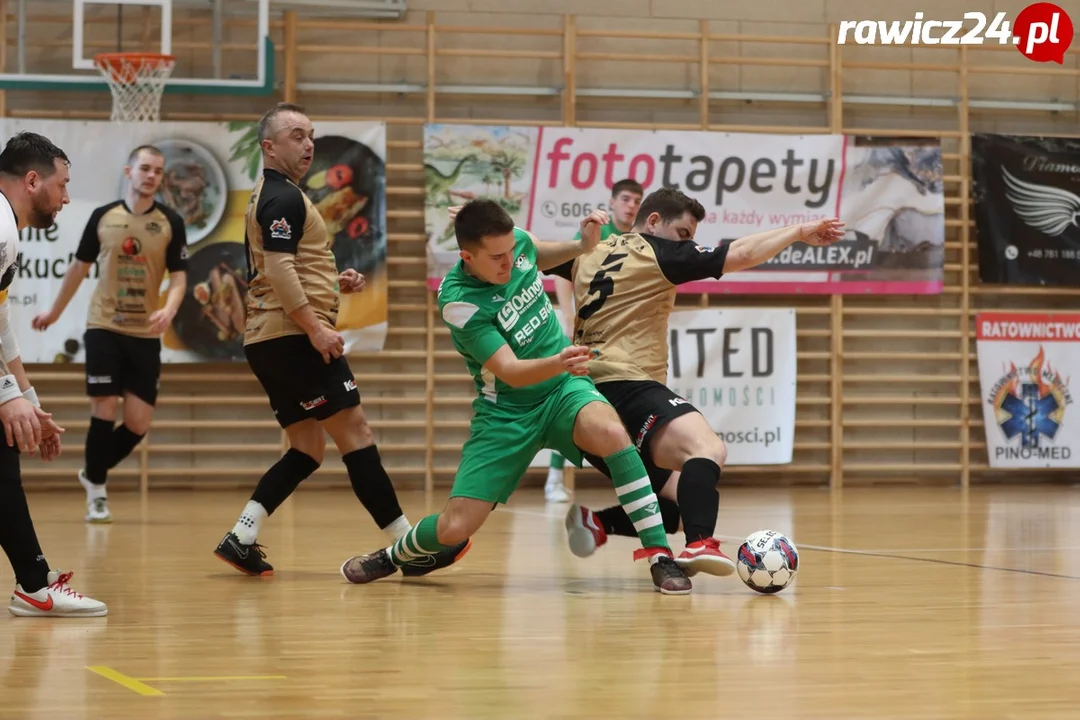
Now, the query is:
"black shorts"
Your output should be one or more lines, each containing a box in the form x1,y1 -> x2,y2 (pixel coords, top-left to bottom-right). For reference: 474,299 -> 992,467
583,379 -> 700,493
84,328 -> 162,405
244,334 -> 361,429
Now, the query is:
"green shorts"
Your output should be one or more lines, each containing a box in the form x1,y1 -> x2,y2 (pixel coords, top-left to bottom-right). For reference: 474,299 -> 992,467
450,375 -> 611,505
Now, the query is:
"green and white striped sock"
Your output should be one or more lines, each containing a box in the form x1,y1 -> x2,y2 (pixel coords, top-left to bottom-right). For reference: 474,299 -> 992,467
387,514 -> 447,565
605,446 -> 670,552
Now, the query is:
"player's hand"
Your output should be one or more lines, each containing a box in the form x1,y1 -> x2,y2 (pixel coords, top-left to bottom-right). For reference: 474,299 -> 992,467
30,409 -> 63,462
147,309 -> 175,335
800,218 -> 846,247
447,205 -> 463,221
577,209 -> 610,253
34,407 -> 64,441
309,325 -> 345,364
33,432 -> 62,462
31,310 -> 58,331
558,345 -> 593,377
0,397 -> 41,453
338,269 -> 366,294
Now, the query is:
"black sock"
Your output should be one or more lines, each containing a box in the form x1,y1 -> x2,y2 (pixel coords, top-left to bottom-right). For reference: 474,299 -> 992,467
596,497 -> 681,537
250,449 -> 320,514
0,456 -> 49,592
677,458 -> 721,543
84,417 -> 114,485
342,445 -> 404,530
106,424 -> 145,469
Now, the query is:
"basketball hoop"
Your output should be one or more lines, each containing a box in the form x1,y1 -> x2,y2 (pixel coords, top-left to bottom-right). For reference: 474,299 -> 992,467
94,52 -> 176,123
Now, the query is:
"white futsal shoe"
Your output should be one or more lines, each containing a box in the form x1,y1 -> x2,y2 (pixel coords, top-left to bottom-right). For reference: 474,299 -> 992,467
8,571 -> 108,618
78,469 -> 112,524
544,470 -> 570,503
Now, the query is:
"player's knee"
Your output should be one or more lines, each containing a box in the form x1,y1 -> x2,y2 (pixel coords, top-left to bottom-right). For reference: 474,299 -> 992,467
705,437 -> 727,468
354,417 -> 374,448
90,397 -> 119,421
438,499 -> 487,544
593,421 -> 633,457
288,427 -> 326,464
437,512 -> 476,545
675,436 -> 726,471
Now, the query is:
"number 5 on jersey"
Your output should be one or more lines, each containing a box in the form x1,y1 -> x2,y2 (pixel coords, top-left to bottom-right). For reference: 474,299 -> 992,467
578,252 -> 626,321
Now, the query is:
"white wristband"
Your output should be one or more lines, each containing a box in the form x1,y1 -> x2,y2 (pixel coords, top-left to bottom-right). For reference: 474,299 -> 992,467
0,375 -> 22,405
22,386 -> 39,407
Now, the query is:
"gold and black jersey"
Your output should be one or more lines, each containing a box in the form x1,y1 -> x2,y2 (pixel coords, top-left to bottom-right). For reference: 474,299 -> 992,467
550,233 -> 730,385
75,200 -> 188,338
243,168 -> 339,345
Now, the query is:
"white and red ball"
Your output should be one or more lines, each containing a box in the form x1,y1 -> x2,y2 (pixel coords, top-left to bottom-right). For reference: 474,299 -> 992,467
736,530 -> 799,594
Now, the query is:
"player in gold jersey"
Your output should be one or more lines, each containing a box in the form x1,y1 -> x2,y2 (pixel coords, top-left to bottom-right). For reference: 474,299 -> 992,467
544,178 -> 643,503
213,103 -> 469,578
32,145 -> 188,524
550,187 -> 843,578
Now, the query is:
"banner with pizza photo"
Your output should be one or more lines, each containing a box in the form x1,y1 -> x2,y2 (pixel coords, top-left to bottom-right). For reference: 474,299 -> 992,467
1,118 -> 389,363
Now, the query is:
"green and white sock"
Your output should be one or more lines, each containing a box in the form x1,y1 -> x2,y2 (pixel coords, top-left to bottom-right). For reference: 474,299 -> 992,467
387,514 -> 447,565
604,447 -> 670,552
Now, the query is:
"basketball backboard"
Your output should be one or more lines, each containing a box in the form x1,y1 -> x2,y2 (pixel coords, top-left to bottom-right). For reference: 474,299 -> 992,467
0,0 -> 273,96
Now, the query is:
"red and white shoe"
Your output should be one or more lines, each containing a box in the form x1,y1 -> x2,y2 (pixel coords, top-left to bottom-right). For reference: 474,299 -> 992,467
676,538 -> 737,577
565,504 -> 607,558
8,571 -> 108,618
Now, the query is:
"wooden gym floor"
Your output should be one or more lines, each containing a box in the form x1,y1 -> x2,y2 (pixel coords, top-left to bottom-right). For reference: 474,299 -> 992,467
2,484 -> 1080,719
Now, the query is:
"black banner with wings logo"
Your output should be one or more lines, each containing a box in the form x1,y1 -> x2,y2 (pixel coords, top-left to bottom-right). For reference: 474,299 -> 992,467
971,133 -> 1080,287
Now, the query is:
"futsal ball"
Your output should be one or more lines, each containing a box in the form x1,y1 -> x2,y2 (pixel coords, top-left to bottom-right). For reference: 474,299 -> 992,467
736,530 -> 799,594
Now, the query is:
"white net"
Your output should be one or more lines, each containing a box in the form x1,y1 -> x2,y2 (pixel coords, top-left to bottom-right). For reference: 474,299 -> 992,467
94,54 -> 176,123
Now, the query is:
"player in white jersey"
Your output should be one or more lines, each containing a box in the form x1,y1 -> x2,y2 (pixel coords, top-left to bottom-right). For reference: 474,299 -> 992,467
0,132 -> 106,617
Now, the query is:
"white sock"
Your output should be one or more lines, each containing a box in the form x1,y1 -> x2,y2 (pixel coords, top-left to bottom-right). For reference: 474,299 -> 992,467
232,501 -> 267,545
382,515 -> 411,543
546,468 -> 564,485
79,471 -> 108,500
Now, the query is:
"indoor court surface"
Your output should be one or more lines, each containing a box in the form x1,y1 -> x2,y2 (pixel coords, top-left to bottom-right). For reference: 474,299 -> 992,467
2,485 -> 1080,719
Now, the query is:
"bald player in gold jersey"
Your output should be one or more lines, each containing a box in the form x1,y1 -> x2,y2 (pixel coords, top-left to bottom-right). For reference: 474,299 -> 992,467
213,102 -> 470,579
33,145 -> 188,525
550,187 -> 844,578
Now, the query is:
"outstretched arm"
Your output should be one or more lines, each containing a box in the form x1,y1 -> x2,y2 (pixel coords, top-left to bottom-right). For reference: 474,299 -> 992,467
723,219 -> 845,273
652,218 -> 846,285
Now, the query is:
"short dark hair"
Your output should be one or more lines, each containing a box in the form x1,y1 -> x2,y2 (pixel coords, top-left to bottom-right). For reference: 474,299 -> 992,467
128,144 -> 164,165
0,132 -> 69,179
634,187 -> 705,226
454,199 -> 515,250
258,102 -> 307,143
611,178 -> 644,198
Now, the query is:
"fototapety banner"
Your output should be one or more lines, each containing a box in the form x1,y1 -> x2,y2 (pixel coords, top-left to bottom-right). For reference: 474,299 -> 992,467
971,133 -> 1080,287
424,125 -> 945,294
3,119 -> 388,363
976,312 -> 1080,468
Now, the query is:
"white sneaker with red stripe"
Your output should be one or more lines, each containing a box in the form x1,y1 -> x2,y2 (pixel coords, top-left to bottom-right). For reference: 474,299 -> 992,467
8,571 -> 108,618
676,538 -> 737,577
565,504 -> 607,558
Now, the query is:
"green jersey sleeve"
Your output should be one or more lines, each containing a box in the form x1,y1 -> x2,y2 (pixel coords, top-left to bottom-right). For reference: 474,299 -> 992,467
441,297 -> 506,366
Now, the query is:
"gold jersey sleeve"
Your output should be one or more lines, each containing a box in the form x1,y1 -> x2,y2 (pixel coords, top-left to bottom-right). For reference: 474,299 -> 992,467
243,169 -> 340,345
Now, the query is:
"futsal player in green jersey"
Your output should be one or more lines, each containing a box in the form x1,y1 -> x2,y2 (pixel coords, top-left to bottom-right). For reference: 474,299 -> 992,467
341,199 -> 693,594
545,179 -> 643,503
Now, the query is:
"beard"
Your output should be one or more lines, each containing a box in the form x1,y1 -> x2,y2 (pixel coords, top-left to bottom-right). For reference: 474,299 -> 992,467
27,191 -> 57,229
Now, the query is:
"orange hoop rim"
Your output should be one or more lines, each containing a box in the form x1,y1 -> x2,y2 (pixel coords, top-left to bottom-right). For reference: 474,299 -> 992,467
93,52 -> 176,72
